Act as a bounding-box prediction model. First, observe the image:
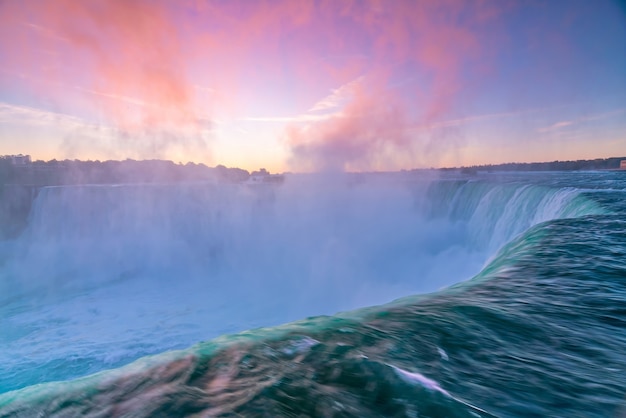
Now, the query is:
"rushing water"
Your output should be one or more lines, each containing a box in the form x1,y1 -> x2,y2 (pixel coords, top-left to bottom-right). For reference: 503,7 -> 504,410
1,171 -> 625,417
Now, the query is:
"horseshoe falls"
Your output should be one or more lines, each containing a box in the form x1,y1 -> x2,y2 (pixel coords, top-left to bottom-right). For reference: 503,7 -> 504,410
1,171 -> 625,417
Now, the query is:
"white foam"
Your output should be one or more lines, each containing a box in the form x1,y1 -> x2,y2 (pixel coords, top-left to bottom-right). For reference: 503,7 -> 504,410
390,364 -> 450,396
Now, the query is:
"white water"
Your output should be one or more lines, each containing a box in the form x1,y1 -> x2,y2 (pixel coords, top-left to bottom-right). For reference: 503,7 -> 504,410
0,173 -> 592,393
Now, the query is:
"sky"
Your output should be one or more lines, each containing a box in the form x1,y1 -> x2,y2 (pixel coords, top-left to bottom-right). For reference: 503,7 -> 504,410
0,0 -> 624,172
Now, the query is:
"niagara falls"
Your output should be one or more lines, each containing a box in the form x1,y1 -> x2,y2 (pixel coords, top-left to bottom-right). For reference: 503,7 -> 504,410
1,0 -> 625,416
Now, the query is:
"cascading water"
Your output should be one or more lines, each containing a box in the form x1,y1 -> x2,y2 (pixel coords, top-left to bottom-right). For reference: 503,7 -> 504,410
0,172 -> 603,394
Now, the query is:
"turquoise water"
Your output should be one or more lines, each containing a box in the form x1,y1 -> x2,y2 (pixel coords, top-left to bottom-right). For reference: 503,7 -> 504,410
1,171 -> 625,416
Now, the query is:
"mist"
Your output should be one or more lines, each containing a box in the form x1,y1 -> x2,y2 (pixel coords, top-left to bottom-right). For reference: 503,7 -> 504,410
0,169 -> 592,393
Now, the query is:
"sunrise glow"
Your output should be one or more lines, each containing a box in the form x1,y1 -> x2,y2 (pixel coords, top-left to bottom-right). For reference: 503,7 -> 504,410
0,0 -> 624,171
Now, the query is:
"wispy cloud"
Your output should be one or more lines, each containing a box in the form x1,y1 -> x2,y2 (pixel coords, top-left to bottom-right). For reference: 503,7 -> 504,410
409,105 -> 559,132
75,86 -> 149,107
243,78 -> 365,124
537,108 -> 625,133
243,113 -> 342,124
0,101 -> 215,162
308,76 -> 364,113
21,21 -> 70,43
0,102 -> 101,129
583,108 -> 626,122
537,120 -> 573,133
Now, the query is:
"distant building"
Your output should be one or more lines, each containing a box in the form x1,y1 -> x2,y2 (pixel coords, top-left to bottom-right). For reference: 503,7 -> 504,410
8,154 -> 31,166
246,168 -> 284,184
621,160 -> 626,170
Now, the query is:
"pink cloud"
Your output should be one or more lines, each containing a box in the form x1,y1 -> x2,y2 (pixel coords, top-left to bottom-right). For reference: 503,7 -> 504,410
0,0 -> 507,168
284,1 -> 505,171
1,1 -> 196,126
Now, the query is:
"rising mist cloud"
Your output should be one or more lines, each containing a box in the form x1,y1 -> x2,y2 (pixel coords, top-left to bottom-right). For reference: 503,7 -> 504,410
1,0 -> 506,168
284,0 -> 505,171
0,0 -> 207,160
